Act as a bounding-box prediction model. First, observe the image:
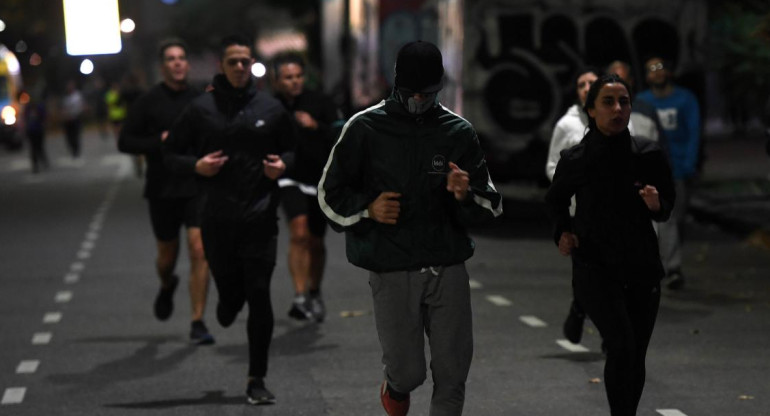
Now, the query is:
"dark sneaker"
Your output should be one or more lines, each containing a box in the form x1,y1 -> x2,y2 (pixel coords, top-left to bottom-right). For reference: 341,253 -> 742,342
562,300 -> 585,344
246,378 -> 275,405
666,272 -> 686,290
189,320 -> 215,345
288,295 -> 313,321
309,293 -> 326,323
380,381 -> 409,416
153,275 -> 179,321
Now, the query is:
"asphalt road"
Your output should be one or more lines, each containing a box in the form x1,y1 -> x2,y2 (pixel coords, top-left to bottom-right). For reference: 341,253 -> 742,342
1,130 -> 768,415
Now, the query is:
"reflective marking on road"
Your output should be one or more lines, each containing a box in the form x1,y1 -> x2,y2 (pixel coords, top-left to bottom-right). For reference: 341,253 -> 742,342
76,250 -> 91,259
468,279 -> 483,289
556,339 -> 589,352
81,241 -> 95,250
486,295 -> 512,306
31,332 -> 52,345
55,291 -> 73,303
70,262 -> 85,272
1,387 -> 26,404
64,273 -> 80,284
519,315 -> 548,327
43,312 -> 62,323
16,360 -> 40,374
657,410 -> 688,416
85,231 -> 99,241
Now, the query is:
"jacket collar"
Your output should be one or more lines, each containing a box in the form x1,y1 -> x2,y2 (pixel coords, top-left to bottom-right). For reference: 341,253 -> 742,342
211,74 -> 257,101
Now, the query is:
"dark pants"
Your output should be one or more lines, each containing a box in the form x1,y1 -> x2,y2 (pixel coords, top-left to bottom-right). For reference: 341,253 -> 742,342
572,262 -> 660,416
201,219 -> 277,378
63,119 -> 81,157
27,130 -> 48,172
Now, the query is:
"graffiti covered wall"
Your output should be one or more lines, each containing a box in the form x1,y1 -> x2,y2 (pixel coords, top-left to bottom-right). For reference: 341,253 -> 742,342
463,0 -> 708,181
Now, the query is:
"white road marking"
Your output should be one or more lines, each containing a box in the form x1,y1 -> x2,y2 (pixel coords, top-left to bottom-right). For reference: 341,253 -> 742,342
55,291 -> 73,303
468,279 -> 483,289
8,159 -> 30,171
556,339 -> 590,352
81,241 -> 95,250
89,222 -> 102,232
486,295 -> 512,306
32,332 -> 52,345
76,250 -> 91,259
85,231 -> 99,241
70,262 -> 85,272
43,312 -> 62,323
657,410 -> 688,416
16,360 -> 40,374
1,387 -> 26,405
519,315 -> 548,327
64,272 -> 80,284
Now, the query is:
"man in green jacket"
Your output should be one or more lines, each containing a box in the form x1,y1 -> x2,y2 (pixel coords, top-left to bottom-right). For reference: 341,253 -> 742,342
318,41 -> 502,416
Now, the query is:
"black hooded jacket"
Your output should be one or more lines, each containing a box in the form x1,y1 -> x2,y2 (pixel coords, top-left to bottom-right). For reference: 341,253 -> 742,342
545,128 -> 675,281
163,75 -> 296,229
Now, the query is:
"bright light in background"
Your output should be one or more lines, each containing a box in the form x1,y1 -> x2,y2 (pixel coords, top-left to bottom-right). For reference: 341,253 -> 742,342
29,53 -> 42,66
63,0 -> 122,55
79,58 -> 94,75
0,19 -> 6,32
251,62 -> 266,78
15,40 -> 28,53
120,18 -> 135,33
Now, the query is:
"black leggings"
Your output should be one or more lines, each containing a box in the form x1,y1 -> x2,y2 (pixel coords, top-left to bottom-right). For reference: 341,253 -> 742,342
572,263 -> 660,416
202,221 -> 277,378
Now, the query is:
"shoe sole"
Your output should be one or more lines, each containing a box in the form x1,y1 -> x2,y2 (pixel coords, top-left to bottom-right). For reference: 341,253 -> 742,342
247,397 -> 276,405
190,335 -> 215,346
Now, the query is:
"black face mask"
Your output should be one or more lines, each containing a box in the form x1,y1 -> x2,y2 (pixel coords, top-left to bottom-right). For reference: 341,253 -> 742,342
395,87 -> 439,115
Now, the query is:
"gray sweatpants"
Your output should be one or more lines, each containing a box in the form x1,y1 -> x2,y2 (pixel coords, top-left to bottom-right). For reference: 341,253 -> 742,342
369,263 -> 473,416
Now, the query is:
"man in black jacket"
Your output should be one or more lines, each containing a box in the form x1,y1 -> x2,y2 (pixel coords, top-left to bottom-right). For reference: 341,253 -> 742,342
163,34 -> 295,405
319,41 -> 502,416
271,52 -> 342,322
118,39 -> 214,345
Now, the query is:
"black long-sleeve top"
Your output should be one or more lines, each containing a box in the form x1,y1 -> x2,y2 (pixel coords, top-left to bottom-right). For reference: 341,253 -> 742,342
276,89 -> 341,185
118,82 -> 201,199
163,75 -> 296,230
545,128 -> 675,281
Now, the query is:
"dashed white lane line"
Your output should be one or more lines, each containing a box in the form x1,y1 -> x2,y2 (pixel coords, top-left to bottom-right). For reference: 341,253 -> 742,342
31,332 -> 52,345
519,315 -> 548,327
16,360 -> 40,374
85,231 -> 99,241
486,295 -> 513,306
64,272 -> 80,284
468,279 -> 483,289
1,387 -> 26,405
43,312 -> 62,324
70,262 -> 85,272
76,250 -> 91,259
55,291 -> 73,303
556,339 -> 590,352
657,410 -> 688,416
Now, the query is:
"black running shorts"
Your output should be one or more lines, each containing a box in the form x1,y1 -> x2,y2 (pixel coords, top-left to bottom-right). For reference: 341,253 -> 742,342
147,196 -> 202,242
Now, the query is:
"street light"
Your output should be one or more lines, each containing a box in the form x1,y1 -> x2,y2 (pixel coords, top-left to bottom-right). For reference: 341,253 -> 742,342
120,18 -> 135,33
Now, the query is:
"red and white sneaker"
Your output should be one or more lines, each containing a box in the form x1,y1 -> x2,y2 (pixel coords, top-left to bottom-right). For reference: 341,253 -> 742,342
380,381 -> 410,416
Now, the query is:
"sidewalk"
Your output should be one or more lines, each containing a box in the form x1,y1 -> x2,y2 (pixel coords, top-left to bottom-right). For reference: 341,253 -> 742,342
689,132 -> 770,238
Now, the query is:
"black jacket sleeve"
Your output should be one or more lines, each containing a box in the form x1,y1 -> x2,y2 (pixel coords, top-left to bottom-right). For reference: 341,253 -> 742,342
118,97 -> 162,155
453,130 -> 503,226
162,104 -> 199,176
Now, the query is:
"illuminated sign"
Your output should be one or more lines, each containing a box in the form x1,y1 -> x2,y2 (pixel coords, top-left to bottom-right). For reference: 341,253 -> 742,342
63,0 -> 122,55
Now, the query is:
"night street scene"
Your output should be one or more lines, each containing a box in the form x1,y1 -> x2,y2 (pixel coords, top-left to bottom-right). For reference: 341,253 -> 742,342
1,1 -> 769,415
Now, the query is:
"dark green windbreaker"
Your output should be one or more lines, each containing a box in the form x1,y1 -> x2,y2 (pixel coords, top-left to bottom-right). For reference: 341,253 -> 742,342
318,94 -> 503,273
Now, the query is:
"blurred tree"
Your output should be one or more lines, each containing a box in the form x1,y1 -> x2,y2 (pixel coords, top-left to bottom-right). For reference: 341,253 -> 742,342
708,0 -> 770,130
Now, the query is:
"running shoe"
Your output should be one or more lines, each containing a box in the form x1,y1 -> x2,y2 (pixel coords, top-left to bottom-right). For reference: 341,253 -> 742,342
153,275 -> 179,321
189,320 -> 215,345
380,381 -> 409,416
246,378 -> 276,405
288,295 -> 314,321
562,300 -> 585,344
309,293 -> 326,323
